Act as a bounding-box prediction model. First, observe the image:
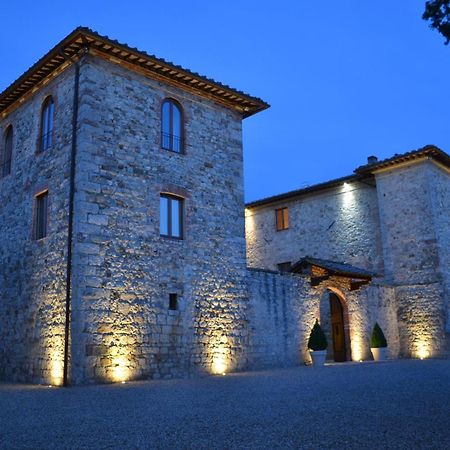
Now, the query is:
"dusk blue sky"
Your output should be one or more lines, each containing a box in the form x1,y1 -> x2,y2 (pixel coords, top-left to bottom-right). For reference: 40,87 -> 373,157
1,1 -> 449,201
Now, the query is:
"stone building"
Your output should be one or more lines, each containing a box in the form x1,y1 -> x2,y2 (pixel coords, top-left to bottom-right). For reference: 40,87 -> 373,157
246,146 -> 450,364
0,28 -> 448,385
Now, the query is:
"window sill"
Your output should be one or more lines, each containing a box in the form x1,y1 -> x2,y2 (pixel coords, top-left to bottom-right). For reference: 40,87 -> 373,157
160,234 -> 184,241
160,146 -> 185,156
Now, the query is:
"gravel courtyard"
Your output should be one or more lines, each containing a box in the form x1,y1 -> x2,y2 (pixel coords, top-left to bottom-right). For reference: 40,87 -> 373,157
1,360 -> 449,450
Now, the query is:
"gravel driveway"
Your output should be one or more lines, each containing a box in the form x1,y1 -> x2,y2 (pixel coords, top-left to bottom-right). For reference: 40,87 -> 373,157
1,360 -> 449,449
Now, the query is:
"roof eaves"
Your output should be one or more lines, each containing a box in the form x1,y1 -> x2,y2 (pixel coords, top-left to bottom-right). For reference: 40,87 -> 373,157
0,28 -> 83,116
78,27 -> 269,112
291,256 -> 376,279
0,26 -> 269,118
245,173 -> 364,209
354,145 -> 450,175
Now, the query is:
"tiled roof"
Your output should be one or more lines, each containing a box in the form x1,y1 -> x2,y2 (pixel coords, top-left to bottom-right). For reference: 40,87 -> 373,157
290,256 -> 375,279
246,145 -> 450,208
0,27 -> 269,118
245,173 -> 363,208
354,145 -> 450,174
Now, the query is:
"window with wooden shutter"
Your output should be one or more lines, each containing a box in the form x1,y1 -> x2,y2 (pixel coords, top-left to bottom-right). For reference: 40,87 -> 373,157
275,207 -> 289,231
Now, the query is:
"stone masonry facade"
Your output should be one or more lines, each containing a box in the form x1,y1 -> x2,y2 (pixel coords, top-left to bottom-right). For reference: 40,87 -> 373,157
0,66 -> 75,383
0,28 -> 449,385
70,55 -> 249,383
246,156 -> 450,361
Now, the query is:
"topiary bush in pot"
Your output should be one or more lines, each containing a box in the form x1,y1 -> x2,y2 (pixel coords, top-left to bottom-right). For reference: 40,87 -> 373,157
370,322 -> 388,361
308,320 -> 327,366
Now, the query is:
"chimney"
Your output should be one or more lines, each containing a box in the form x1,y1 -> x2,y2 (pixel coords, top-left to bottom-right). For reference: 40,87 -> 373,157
367,155 -> 378,165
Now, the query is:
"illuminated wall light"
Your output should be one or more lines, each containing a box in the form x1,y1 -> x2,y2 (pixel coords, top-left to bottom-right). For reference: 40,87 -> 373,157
415,343 -> 430,360
350,334 -> 364,362
211,339 -> 229,375
112,355 -> 130,383
212,353 -> 227,375
50,356 -> 64,386
44,331 -> 65,386
341,182 -> 356,209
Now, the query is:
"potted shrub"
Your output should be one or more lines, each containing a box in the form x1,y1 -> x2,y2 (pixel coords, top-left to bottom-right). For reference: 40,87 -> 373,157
370,322 -> 388,361
308,320 -> 328,366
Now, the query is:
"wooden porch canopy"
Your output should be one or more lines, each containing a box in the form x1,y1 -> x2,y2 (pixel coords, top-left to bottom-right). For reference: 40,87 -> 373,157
290,257 -> 375,291
0,27 -> 269,119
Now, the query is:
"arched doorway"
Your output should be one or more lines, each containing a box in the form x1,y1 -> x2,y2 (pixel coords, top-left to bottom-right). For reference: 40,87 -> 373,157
319,288 -> 351,362
329,293 -> 347,362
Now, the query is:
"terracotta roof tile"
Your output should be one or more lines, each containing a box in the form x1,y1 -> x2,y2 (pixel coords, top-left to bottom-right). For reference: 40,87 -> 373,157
0,26 -> 269,118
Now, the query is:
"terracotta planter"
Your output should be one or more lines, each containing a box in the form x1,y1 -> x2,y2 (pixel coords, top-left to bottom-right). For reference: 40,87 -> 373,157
371,347 -> 387,361
310,350 -> 327,366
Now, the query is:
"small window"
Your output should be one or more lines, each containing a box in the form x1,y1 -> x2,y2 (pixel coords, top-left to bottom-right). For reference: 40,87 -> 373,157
169,293 -> 178,310
275,207 -> 289,231
160,194 -> 183,239
40,96 -> 55,152
277,262 -> 292,272
161,99 -> 183,153
1,126 -> 13,178
34,191 -> 48,240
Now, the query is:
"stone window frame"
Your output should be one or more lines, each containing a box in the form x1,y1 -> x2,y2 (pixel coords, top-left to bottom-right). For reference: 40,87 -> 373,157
0,124 -> 13,179
275,207 -> 289,231
160,192 -> 185,240
37,95 -> 56,154
31,187 -> 51,241
160,97 -> 185,154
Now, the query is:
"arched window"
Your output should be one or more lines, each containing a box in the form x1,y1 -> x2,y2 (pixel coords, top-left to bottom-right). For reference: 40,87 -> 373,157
161,99 -> 183,153
40,96 -> 55,152
1,126 -> 13,178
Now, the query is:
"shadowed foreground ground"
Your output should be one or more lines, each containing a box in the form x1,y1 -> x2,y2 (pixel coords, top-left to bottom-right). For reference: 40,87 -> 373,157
1,360 -> 449,449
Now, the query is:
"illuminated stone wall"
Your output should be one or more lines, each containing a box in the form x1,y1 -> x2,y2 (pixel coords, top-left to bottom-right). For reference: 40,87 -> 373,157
244,180 -> 395,362
245,159 -> 449,361
428,165 -> 450,345
0,66 -> 77,384
246,269 -> 313,367
246,269 -> 400,365
245,180 -> 383,274
69,55 -> 248,383
375,161 -> 449,358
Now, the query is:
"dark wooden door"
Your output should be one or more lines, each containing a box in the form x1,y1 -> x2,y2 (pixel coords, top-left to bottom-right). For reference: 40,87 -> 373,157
329,293 -> 347,362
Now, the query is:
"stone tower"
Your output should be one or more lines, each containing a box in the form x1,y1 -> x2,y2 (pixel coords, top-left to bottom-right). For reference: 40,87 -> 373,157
0,28 -> 268,385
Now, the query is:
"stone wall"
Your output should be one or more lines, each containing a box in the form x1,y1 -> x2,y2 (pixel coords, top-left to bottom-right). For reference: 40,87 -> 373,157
245,269 -> 399,366
0,65 -> 76,384
427,164 -> 450,340
246,269 -> 313,368
375,161 -> 448,358
365,283 -> 400,359
70,55 -> 249,384
245,180 -> 384,274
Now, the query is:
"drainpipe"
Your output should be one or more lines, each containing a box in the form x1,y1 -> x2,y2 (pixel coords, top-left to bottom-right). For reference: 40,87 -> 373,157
63,55 -> 82,387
